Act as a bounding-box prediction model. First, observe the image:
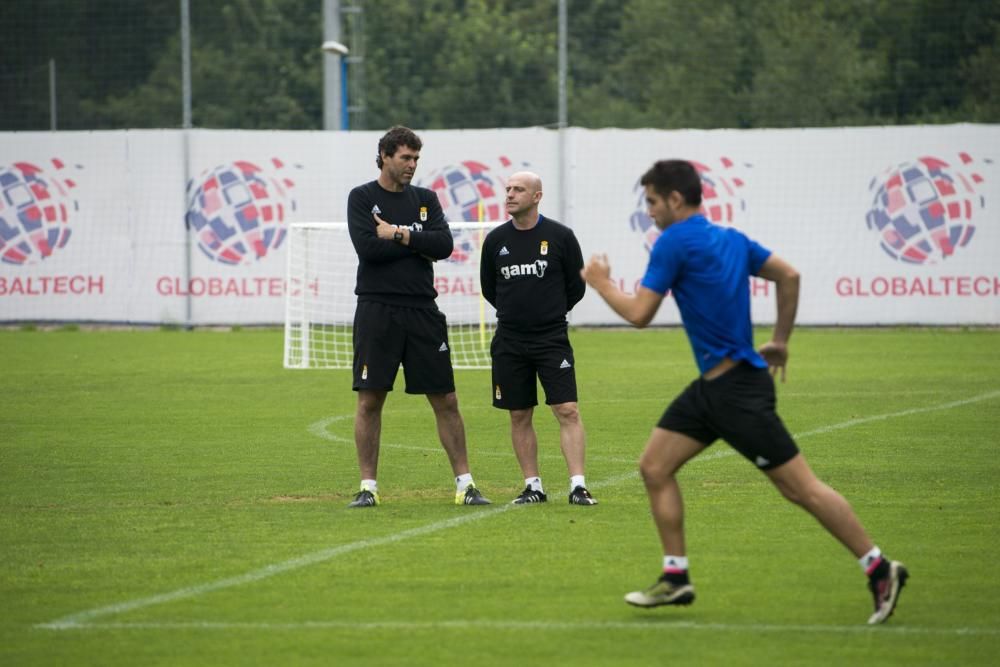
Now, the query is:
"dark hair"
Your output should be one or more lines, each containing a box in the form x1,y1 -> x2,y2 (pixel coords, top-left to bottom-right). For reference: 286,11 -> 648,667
376,125 -> 422,169
640,160 -> 702,206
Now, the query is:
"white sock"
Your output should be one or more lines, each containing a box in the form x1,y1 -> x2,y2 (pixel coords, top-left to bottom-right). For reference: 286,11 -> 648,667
859,546 -> 882,573
455,473 -> 473,493
570,475 -> 586,492
663,555 -> 688,572
525,476 -> 543,492
360,479 -> 378,493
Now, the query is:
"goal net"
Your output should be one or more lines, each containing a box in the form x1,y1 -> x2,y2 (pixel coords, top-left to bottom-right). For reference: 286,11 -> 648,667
284,221 -> 503,370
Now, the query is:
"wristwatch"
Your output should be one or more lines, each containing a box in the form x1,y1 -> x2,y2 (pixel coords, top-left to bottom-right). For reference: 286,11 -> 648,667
392,228 -> 404,242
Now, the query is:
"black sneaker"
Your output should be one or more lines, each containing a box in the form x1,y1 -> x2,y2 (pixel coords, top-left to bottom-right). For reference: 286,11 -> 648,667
347,487 -> 379,508
625,574 -> 696,608
569,486 -> 598,505
456,484 -> 491,506
867,560 -> 909,624
511,486 -> 547,504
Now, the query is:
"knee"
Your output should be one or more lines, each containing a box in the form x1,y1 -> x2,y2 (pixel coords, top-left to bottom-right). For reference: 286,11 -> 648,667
357,392 -> 384,416
551,402 -> 580,425
510,408 -> 533,429
775,478 -> 822,509
638,450 -> 674,486
430,391 -> 460,415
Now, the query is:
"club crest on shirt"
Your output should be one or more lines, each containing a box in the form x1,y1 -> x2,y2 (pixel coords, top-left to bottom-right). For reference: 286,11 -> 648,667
420,206 -> 428,222
540,240 -> 549,255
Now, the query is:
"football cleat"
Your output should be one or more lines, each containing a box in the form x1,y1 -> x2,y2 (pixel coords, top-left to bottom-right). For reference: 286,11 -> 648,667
569,486 -> 598,505
347,487 -> 380,508
511,486 -> 548,504
625,574 -> 696,608
867,560 -> 909,624
456,484 -> 491,506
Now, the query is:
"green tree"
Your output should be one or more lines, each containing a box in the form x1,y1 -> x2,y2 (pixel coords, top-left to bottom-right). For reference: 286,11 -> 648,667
361,0 -> 556,130
574,0 -> 748,129
960,18 -> 1000,121
101,0 -> 322,129
746,0 -> 883,128
0,0 -> 177,130
2,0 -> 996,131
867,0 -> 1000,123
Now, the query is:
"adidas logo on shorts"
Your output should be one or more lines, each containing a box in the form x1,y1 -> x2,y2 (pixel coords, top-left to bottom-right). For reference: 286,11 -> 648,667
439,342 -> 449,352
560,359 -> 571,369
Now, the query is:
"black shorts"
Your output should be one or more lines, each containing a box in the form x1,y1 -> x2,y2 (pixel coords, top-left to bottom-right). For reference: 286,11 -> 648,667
352,300 -> 455,394
658,362 -> 799,470
491,331 -> 577,410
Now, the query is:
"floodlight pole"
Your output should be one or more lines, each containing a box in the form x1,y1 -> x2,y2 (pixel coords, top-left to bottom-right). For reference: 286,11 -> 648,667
322,40 -> 350,131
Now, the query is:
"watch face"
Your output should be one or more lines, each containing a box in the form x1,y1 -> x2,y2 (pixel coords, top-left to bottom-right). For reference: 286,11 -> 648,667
393,230 -> 403,241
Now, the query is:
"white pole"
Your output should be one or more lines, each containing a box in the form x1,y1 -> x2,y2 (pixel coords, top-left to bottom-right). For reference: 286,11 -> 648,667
180,0 -> 193,328
557,0 -> 568,227
181,0 -> 192,130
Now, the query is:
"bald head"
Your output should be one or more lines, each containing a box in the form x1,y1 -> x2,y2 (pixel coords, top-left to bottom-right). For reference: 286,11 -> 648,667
509,171 -> 542,193
505,171 -> 544,226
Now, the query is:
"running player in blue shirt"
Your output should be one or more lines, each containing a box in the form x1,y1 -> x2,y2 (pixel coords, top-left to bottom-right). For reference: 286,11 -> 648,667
581,159 -> 907,624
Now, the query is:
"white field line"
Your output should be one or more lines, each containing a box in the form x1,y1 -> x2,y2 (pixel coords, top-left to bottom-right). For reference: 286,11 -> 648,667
36,390 -> 1000,632
308,414 -> 636,463
36,619 -> 1000,637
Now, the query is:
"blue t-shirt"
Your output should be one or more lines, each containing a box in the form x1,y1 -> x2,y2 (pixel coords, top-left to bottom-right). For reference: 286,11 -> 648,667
641,214 -> 772,374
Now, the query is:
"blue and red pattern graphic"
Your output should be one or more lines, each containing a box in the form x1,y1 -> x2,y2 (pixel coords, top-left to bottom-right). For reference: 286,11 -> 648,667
422,158 -> 510,223
0,159 -> 80,265
418,155 -> 529,265
186,158 -> 297,266
630,156 -> 750,253
866,153 -> 987,265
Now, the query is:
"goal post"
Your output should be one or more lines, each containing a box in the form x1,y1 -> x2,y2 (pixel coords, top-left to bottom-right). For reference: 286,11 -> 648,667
284,221 -> 503,370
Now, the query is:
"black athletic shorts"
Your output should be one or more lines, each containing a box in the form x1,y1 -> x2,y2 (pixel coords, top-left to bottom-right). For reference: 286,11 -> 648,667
490,331 -> 577,410
658,362 -> 799,470
352,300 -> 455,394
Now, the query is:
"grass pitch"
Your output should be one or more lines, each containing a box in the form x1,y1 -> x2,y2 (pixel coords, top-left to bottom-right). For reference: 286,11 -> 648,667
2,327 -> 999,666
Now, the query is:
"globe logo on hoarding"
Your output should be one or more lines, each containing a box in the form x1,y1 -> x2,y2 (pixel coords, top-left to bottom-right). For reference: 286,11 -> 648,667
186,158 -> 297,266
0,159 -> 80,265
630,157 -> 749,253
418,155 -> 529,265
866,153 -> 986,265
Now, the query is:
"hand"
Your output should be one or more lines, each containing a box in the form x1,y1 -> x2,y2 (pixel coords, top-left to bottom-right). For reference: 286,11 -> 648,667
373,211 -> 397,240
581,253 -> 611,286
758,340 -> 789,382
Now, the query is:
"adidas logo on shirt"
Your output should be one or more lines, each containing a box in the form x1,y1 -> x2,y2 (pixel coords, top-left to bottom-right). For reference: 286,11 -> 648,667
559,359 -> 571,369
439,342 -> 449,352
498,246 -> 510,256
371,204 -> 382,215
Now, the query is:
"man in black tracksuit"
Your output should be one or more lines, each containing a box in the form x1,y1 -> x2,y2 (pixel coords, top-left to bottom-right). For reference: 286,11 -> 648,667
344,126 -> 490,508
480,171 -> 597,506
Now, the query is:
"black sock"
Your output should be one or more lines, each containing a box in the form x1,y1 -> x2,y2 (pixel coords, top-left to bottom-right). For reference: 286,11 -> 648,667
663,571 -> 690,586
869,557 -> 890,580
